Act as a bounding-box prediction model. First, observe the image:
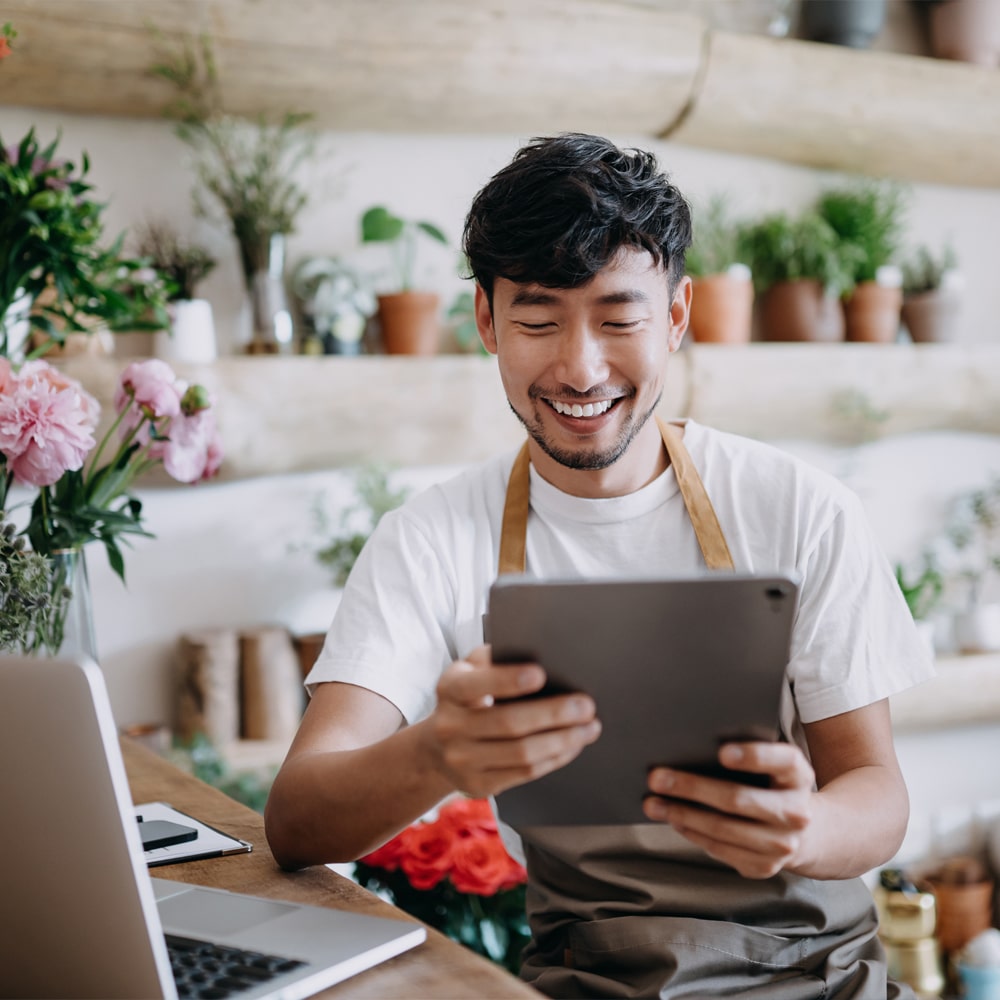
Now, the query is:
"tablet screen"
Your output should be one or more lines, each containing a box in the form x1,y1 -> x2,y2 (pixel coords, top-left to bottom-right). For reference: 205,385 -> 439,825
489,573 -> 798,826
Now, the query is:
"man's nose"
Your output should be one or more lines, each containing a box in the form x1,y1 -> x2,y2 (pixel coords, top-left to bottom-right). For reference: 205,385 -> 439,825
552,326 -> 610,391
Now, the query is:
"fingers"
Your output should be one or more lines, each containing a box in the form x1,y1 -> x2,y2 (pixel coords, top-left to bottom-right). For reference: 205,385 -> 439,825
427,646 -> 602,799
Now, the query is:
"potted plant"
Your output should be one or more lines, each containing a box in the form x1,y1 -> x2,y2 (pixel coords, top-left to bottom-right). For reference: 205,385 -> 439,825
150,33 -> 316,355
360,205 -> 449,355
895,559 -> 944,656
942,476 -> 1000,653
290,256 -> 375,355
816,181 -> 907,343
133,220 -> 218,363
900,243 -> 963,344
741,210 -> 855,342
684,197 -> 754,345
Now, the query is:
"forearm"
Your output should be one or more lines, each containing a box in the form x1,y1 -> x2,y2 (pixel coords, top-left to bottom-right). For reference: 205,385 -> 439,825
264,718 -> 454,871
790,763 -> 909,881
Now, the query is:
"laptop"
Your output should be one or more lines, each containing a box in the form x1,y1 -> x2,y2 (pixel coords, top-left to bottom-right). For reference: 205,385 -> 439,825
0,652 -> 426,1000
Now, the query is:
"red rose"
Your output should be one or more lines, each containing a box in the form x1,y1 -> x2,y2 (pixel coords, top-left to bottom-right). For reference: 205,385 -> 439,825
399,821 -> 454,890
0,36 -> 10,59
359,832 -> 407,872
437,796 -> 497,839
450,832 -> 517,895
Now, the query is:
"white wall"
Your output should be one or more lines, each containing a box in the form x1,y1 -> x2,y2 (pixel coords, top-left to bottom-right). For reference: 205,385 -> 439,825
2,106 -> 998,352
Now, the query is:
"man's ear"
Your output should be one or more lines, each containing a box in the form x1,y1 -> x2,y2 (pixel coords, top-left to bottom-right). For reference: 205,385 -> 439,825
475,284 -> 498,355
668,275 -> 692,353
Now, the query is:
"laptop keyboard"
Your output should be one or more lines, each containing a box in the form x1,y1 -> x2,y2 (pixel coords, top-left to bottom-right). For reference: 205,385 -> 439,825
166,933 -> 307,999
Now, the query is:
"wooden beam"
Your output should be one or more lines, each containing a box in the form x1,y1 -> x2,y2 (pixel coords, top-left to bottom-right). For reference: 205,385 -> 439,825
670,29 -> 1000,187
2,1 -> 999,186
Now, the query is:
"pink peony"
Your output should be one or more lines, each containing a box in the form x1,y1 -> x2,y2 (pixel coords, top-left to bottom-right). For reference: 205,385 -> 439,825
156,406 -> 223,484
114,359 -> 182,424
0,364 -> 98,487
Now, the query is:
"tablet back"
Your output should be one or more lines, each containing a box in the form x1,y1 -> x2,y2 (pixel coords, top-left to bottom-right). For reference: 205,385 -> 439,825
489,574 -> 798,826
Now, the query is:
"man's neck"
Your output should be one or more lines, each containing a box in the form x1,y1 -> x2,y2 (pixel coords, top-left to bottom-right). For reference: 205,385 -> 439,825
527,420 -> 672,499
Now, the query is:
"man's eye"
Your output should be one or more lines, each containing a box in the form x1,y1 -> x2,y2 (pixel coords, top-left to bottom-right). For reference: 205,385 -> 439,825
605,320 -> 642,330
518,322 -> 555,331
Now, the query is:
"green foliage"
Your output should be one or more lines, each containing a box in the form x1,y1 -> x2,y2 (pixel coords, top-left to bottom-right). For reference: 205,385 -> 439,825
133,220 -> 216,301
740,210 -> 857,297
816,182 -> 908,285
902,243 -> 959,296
149,33 -> 315,283
171,732 -> 274,814
447,289 -> 487,354
685,197 -> 752,279
354,864 -> 529,974
895,560 -> 944,621
0,128 -> 171,356
313,466 -> 410,588
0,512 -> 67,653
944,476 -> 1000,607
361,205 -> 449,292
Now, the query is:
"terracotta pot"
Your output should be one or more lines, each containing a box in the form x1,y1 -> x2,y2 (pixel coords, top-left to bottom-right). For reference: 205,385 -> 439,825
689,273 -> 754,344
926,876 -> 995,955
844,281 -> 902,343
901,290 -> 961,344
929,0 -> 1000,68
758,279 -> 845,343
377,291 -> 441,355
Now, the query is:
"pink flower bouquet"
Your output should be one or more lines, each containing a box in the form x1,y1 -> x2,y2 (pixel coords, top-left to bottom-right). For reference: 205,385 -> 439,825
0,357 -> 222,653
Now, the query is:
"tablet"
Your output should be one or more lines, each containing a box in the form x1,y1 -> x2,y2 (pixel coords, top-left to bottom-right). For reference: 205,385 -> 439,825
489,573 -> 799,827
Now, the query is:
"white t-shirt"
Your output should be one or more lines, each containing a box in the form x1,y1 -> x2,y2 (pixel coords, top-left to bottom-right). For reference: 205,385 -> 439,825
306,420 -> 934,859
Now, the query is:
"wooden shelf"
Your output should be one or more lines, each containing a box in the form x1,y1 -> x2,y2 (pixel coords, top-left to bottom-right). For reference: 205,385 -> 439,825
4,1 -> 1000,187
892,652 -> 1000,732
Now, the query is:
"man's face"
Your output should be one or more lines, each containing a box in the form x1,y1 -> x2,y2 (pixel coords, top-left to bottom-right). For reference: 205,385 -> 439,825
476,248 -> 691,496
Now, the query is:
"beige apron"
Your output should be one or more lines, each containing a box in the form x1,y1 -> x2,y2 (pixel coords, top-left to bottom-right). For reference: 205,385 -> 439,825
496,419 -> 911,1000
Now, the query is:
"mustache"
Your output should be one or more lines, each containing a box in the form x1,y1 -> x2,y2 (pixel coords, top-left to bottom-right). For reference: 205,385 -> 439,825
527,385 -> 634,403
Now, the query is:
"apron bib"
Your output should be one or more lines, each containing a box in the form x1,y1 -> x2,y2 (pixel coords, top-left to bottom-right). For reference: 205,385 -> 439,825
496,419 -> 910,999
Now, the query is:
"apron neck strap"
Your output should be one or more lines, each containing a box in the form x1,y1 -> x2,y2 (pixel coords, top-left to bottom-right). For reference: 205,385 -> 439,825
498,419 -> 734,575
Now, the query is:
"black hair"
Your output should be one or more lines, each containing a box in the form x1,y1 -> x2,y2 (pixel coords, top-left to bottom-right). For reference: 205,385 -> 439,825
462,133 -> 692,307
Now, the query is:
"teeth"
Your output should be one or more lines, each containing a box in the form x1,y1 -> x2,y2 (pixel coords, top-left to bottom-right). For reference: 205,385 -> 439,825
551,399 -> 612,417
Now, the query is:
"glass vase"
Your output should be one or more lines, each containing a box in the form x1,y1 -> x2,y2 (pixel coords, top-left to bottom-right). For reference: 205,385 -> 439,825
241,232 -> 294,355
46,548 -> 99,663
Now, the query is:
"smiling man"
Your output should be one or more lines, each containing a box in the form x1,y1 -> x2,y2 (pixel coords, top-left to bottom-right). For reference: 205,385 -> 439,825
266,134 -> 933,999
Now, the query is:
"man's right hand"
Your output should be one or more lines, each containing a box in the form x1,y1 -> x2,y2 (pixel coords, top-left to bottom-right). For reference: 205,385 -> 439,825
420,644 -> 601,799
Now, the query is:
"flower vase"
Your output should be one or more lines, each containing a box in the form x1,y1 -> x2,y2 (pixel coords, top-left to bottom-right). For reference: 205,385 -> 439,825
155,299 -> 218,364
240,232 -> 294,355
1,289 -> 33,361
47,548 -> 98,663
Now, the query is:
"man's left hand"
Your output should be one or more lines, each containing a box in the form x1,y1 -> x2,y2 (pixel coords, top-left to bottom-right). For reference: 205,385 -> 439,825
644,742 -> 816,879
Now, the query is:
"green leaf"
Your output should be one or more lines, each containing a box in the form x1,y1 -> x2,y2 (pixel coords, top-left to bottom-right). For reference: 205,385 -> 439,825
360,205 -> 404,243
417,221 -> 448,245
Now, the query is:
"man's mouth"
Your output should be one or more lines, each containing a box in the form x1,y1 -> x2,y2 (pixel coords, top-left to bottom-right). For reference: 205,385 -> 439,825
546,398 -> 615,419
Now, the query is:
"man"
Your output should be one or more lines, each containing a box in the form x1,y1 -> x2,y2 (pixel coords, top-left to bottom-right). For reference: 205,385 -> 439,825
266,133 -> 933,998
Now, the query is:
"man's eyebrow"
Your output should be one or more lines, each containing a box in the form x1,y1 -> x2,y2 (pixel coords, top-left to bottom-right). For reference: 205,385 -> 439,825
508,288 -> 652,307
509,288 -> 560,307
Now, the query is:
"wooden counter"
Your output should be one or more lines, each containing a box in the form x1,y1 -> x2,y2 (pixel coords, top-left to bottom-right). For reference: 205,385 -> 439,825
123,739 -> 539,999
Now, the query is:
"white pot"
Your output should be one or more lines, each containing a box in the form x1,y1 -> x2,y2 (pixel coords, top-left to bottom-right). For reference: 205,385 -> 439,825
155,299 -> 217,364
954,604 -> 1000,654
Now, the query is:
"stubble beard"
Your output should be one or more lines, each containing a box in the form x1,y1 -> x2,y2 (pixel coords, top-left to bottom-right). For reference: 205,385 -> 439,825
510,388 -> 662,471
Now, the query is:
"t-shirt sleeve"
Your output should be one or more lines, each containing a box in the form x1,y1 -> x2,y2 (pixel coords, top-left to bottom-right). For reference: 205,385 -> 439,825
303,506 -> 456,725
788,490 -> 937,724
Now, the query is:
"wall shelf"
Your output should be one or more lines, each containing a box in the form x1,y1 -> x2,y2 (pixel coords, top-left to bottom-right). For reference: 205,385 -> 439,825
4,1 -> 1000,188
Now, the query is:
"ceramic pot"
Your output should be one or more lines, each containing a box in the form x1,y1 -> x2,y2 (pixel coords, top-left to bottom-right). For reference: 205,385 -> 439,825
844,281 -> 903,343
759,279 -> 844,343
926,876 -> 995,955
155,298 -> 218,364
901,290 -> 961,344
376,291 -> 441,355
799,0 -> 886,48
688,271 -> 754,344
954,605 -> 1000,653
929,0 -> 1000,68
